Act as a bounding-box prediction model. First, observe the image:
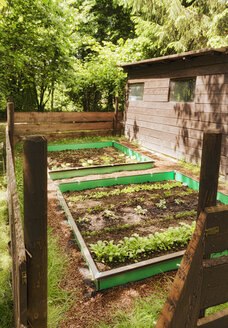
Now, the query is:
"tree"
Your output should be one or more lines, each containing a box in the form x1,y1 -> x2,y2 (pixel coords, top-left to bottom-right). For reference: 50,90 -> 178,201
0,0 -> 75,112
118,0 -> 228,57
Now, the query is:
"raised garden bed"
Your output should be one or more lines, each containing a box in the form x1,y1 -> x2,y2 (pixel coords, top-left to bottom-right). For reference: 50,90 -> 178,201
57,171 -> 228,290
48,141 -> 154,180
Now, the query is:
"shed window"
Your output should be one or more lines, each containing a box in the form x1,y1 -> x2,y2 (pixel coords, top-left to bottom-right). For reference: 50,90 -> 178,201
169,78 -> 196,102
129,83 -> 144,101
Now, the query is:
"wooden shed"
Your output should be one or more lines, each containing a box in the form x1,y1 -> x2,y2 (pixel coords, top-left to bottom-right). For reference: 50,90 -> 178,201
121,47 -> 228,179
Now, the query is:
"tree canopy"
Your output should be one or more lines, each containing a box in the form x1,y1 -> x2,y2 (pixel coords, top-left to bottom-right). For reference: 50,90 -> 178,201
0,0 -> 227,113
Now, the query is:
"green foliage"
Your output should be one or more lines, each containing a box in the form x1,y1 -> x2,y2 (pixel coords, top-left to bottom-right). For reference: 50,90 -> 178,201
119,0 -> 228,57
68,182 -> 184,202
174,198 -> 185,205
155,199 -> 167,209
178,158 -> 201,176
134,205 -> 148,215
0,174 -> 13,328
98,282 -> 170,328
90,222 -> 195,263
0,0 -> 75,112
48,230 -> 73,328
175,210 -> 196,219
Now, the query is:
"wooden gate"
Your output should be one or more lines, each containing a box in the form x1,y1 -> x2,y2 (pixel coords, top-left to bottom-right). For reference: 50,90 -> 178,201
156,129 -> 228,328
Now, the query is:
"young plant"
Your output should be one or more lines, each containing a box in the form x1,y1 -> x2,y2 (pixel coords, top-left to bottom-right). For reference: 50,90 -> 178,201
134,205 -> 148,215
155,199 -> 167,209
77,217 -> 90,223
104,209 -> 116,219
90,222 -> 196,263
174,198 -> 185,205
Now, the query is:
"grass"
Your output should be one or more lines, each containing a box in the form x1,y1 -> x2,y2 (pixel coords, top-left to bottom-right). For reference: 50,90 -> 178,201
178,158 -> 201,176
48,229 -> 73,328
98,279 -> 171,328
206,302 -> 228,316
0,173 -> 13,328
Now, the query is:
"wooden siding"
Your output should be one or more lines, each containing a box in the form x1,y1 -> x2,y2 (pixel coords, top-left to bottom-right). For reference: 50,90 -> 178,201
124,53 -> 228,177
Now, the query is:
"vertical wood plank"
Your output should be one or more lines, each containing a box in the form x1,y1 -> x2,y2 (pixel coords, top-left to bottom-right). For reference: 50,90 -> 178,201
7,102 -> 15,167
6,128 -> 27,327
113,96 -> 119,136
197,129 -> 222,217
23,136 -> 47,328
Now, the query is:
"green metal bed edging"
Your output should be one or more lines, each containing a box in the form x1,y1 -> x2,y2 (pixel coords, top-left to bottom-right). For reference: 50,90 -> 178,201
48,141 -> 154,180
97,254 -> 183,290
57,171 -> 228,291
58,171 -> 175,193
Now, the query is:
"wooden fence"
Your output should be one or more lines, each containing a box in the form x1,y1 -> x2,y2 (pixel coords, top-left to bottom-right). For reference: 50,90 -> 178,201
6,102 -> 47,328
6,127 -> 27,328
11,104 -> 123,141
156,130 -> 228,328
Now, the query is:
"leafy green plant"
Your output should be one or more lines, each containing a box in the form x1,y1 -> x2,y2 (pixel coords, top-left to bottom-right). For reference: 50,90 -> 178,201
104,209 -> 116,219
134,205 -> 147,215
77,217 -> 90,223
175,210 -> 196,219
68,181 -> 184,202
160,215 -> 174,222
174,198 -> 185,205
90,222 -> 196,263
87,204 -> 104,214
155,199 -> 167,209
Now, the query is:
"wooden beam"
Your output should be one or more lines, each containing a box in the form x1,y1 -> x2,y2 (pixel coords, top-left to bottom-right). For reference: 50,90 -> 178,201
200,256 -> 228,309
6,129 -> 27,327
197,308 -> 228,328
14,121 -> 114,135
23,136 -> 47,328
7,102 -> 15,167
155,212 -> 206,328
204,206 -> 228,257
197,130 -> 222,217
14,111 -> 123,123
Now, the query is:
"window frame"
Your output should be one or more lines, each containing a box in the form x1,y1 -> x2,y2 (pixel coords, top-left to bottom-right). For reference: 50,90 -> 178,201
169,77 -> 196,103
128,83 -> 144,101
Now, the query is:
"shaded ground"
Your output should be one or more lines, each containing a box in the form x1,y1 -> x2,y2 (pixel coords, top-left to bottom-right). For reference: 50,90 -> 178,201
47,139 -> 228,328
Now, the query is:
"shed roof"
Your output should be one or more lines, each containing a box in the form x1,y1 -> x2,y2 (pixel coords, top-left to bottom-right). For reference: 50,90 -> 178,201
120,47 -> 228,69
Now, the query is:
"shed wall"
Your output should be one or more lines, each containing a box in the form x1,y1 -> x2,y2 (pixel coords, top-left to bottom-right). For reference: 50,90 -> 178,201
124,53 -> 228,178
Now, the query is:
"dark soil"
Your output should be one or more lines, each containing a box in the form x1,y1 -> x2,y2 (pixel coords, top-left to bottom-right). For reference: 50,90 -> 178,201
48,146 -> 137,170
64,181 -> 198,270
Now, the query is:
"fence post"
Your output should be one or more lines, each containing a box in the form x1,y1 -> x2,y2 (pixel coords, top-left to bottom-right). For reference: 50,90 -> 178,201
197,129 -> 222,218
23,136 -> 47,328
113,96 -> 119,136
7,101 -> 15,167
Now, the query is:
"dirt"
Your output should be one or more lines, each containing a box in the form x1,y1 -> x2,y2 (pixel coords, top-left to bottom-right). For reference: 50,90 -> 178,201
63,181 -> 198,270
47,139 -> 228,328
48,146 -> 137,170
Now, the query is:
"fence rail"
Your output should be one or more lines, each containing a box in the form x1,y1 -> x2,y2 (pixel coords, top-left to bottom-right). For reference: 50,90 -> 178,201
6,127 -> 27,328
13,109 -> 123,139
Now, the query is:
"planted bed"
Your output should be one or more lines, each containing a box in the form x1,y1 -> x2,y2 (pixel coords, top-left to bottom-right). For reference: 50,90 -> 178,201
48,141 -> 154,180
57,171 -> 228,290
